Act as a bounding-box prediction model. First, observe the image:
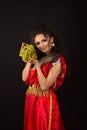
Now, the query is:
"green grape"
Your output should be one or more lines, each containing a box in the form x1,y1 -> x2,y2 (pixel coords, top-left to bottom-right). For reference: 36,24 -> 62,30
19,44 -> 37,62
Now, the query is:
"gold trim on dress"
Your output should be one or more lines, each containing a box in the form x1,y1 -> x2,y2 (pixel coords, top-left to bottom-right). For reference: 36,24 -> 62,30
48,93 -> 52,130
26,84 -> 49,96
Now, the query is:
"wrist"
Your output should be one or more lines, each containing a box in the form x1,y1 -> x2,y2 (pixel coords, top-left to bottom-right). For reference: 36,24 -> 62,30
26,62 -> 32,68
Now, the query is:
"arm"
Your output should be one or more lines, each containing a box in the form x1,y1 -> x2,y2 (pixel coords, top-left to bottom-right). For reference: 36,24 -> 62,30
22,62 -> 32,82
32,59 -> 61,90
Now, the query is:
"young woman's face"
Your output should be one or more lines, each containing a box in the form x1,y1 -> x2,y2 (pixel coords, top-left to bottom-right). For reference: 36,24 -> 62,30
34,34 -> 54,55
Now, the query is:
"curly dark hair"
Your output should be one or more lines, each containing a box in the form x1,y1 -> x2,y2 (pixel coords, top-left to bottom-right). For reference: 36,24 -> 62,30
30,24 -> 67,59
30,23 -> 71,78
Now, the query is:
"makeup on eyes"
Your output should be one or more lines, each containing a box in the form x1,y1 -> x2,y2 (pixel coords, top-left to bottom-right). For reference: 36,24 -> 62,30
35,38 -> 47,46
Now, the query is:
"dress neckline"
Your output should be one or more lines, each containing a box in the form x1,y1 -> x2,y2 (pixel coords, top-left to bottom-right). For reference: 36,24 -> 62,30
31,53 -> 60,71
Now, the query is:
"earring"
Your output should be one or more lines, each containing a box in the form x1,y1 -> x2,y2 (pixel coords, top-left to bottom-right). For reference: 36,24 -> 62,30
52,43 -> 55,47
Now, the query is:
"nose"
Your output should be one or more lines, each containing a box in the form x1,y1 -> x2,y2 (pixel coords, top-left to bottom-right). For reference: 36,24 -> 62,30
39,42 -> 44,48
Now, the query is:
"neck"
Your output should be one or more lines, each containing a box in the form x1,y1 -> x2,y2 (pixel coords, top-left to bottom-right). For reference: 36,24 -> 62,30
39,52 -> 59,66
45,50 -> 53,56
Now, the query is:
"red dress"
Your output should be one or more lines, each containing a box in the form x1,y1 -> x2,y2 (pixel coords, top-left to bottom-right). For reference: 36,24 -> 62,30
23,55 -> 67,130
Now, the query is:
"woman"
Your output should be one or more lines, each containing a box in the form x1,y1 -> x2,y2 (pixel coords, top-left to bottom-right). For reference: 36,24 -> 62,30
21,24 -> 67,130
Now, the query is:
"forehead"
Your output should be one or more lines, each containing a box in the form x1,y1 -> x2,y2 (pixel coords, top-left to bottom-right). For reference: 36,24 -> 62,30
34,34 -> 47,42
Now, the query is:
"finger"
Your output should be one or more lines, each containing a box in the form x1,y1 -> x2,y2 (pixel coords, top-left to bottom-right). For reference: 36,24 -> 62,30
21,42 -> 25,48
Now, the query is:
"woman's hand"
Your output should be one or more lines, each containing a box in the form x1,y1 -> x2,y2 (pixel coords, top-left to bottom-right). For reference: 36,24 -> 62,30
31,60 -> 40,68
21,42 -> 26,48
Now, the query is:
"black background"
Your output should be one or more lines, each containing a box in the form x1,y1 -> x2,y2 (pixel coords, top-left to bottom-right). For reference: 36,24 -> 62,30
0,1 -> 87,130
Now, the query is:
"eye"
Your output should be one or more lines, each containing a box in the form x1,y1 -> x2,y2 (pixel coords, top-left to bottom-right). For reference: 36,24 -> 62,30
35,42 -> 40,46
42,39 -> 47,43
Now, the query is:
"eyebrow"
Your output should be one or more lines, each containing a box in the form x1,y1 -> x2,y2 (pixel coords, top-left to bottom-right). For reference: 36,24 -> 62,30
35,38 -> 47,44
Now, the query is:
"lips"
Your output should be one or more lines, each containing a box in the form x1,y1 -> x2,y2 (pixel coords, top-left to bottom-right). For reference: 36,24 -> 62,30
40,47 -> 46,51
42,48 -> 46,50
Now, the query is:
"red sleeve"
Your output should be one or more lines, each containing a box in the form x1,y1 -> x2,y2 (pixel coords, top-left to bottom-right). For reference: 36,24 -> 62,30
51,55 -> 67,90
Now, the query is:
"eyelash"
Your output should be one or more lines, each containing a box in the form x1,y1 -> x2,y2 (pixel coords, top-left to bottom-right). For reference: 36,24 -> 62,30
36,42 -> 40,45
42,39 -> 47,42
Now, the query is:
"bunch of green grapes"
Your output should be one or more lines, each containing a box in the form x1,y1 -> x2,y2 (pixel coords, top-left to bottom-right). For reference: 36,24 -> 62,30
19,44 -> 37,62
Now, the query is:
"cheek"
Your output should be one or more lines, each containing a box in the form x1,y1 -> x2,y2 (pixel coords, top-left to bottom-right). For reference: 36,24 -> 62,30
46,41 -> 51,46
36,46 -> 40,50
43,42 -> 48,45
47,40 -> 52,47
49,43 -> 52,48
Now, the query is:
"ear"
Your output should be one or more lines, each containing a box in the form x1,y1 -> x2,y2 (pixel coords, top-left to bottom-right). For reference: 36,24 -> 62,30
50,37 -> 54,43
